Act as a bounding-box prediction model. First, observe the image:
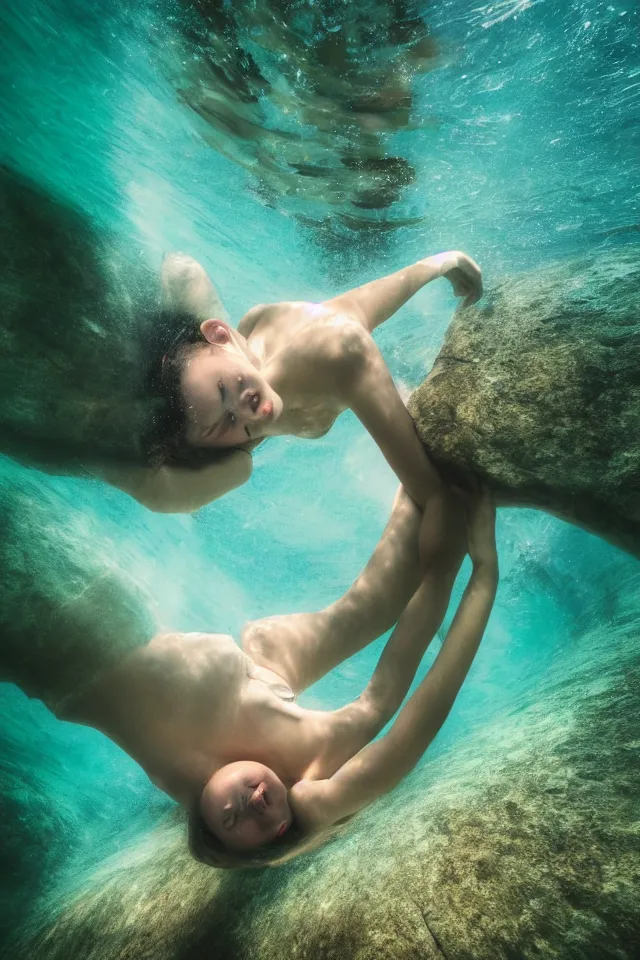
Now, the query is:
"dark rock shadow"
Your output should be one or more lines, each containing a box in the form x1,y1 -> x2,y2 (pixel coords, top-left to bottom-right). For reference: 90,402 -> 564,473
0,165 -> 186,475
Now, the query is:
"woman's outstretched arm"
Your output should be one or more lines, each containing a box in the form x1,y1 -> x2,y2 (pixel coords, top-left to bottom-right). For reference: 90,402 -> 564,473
293,492 -> 497,829
324,251 -> 482,334
241,486 -> 451,693
357,491 -> 466,726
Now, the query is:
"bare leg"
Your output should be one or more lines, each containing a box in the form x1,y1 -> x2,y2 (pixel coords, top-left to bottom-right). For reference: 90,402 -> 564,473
241,487 -> 422,692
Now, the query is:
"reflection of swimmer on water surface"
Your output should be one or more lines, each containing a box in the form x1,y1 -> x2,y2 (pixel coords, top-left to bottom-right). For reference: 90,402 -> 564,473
108,249 -> 482,514
170,0 -> 441,225
21,484 -> 496,869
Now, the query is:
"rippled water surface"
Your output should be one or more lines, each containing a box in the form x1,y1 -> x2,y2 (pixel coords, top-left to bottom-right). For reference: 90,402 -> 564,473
0,0 -> 638,944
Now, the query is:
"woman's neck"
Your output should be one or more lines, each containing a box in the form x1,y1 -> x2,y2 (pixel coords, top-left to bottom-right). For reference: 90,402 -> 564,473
233,686 -> 327,786
231,327 -> 267,371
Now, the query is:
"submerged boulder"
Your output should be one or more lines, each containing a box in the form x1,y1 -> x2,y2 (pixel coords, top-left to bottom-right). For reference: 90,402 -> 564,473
9,600 -> 640,960
0,466 -> 157,715
0,165 -> 173,474
409,245 -> 640,557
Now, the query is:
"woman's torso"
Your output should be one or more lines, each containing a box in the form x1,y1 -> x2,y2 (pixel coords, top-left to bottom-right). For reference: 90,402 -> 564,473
242,300 -> 361,440
94,631 -> 325,802
124,631 -> 376,803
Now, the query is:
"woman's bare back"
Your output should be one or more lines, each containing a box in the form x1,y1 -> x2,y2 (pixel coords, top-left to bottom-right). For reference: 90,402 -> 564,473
66,627 -> 373,805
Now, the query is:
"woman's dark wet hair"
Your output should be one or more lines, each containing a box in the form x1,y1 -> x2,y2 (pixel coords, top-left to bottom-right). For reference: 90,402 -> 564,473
142,310 -> 239,469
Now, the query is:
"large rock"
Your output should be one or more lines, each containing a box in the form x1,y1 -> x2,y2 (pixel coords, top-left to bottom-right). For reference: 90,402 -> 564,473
409,245 -> 640,557
0,165 -> 164,473
8,589 -> 640,960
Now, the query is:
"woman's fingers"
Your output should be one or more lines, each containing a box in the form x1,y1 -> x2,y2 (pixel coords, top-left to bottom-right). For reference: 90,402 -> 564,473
450,264 -> 482,305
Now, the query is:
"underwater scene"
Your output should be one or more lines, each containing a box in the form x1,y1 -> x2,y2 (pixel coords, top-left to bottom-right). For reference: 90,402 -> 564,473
0,0 -> 639,957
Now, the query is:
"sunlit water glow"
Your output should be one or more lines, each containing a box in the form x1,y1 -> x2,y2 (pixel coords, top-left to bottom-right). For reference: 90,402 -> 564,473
0,0 -> 638,943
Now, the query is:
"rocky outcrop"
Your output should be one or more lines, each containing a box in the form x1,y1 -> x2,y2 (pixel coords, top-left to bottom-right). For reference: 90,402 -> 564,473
0,165 -> 165,473
0,464 -> 157,715
409,245 -> 640,557
8,593 -> 640,960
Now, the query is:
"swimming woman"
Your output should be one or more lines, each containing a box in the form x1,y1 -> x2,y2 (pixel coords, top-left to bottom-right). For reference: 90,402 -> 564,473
105,249 -> 482,513
62,486 -> 497,868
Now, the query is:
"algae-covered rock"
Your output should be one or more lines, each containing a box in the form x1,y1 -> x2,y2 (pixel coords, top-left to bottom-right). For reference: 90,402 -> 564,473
0,165 -> 162,473
409,245 -> 640,557
0,465 -> 157,714
9,606 -> 640,960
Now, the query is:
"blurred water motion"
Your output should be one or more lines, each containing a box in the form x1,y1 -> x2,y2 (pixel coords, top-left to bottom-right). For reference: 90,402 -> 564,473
1,0 -> 639,948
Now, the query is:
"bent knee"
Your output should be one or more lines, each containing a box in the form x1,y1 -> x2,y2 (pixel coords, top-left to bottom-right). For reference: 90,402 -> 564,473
240,619 -> 280,666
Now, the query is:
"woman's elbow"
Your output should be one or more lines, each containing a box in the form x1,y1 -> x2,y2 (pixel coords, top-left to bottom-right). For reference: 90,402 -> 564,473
133,488 -> 197,514
359,690 -> 398,736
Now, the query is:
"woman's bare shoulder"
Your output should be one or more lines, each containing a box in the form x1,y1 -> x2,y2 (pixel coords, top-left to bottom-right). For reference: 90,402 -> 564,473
238,300 -> 334,339
237,303 -> 277,337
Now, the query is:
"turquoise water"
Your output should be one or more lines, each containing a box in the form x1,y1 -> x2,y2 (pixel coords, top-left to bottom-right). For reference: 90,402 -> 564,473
1,0 -> 639,949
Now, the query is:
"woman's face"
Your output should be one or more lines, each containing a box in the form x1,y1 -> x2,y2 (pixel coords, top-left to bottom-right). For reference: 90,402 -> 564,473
181,323 -> 283,448
201,761 -> 293,851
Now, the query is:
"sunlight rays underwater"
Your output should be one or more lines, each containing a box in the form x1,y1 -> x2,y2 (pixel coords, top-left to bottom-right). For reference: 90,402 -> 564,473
0,0 -> 639,955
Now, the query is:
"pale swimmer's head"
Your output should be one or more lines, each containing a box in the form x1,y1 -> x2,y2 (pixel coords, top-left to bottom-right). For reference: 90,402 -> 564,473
189,760 -> 355,870
188,760 -> 305,870
145,315 -> 283,467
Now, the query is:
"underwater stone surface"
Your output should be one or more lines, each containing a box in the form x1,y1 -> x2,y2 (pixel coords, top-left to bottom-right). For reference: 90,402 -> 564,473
0,165 -> 160,473
10,602 -> 640,960
0,465 -> 157,714
409,245 -> 640,558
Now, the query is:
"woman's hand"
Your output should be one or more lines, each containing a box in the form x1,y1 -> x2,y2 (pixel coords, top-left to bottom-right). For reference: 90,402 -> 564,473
421,251 -> 483,306
466,487 -> 497,570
